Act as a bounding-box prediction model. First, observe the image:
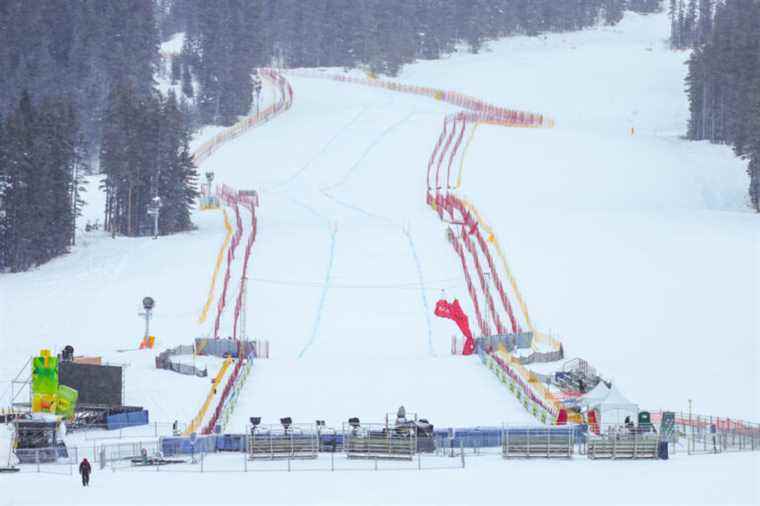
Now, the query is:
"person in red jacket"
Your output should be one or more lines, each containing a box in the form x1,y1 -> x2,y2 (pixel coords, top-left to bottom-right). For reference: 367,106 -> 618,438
78,458 -> 92,487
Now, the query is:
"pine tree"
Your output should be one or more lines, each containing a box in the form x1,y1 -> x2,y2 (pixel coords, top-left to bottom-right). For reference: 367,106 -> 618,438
170,56 -> 181,84
156,91 -> 197,234
603,0 -> 626,26
0,92 -> 81,271
685,0 -> 698,47
684,0 -> 760,210
677,0 -> 687,48
748,154 -> 760,211
669,0 -> 681,48
181,63 -> 194,99
696,0 -> 713,46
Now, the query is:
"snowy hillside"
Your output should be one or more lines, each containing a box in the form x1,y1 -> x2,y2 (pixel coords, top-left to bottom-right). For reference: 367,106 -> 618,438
2,9 -> 756,428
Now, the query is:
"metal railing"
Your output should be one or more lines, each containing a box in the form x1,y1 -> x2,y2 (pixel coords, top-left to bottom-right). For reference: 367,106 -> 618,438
343,423 -> 417,461
502,427 -> 575,459
248,426 -> 318,460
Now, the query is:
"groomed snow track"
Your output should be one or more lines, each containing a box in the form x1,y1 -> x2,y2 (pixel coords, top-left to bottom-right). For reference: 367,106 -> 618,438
278,69 -> 566,424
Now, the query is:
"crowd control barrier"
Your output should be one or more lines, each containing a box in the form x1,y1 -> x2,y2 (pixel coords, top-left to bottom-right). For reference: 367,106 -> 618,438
155,344 -> 208,377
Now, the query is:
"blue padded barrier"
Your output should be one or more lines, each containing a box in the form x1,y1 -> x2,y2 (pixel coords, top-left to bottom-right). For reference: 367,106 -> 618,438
216,434 -> 247,452
433,425 -> 587,448
105,410 -> 149,431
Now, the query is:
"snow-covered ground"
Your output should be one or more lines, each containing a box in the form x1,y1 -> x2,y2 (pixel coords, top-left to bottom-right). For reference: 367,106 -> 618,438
1,10 -> 758,505
4,451 -> 759,506
408,12 -> 758,421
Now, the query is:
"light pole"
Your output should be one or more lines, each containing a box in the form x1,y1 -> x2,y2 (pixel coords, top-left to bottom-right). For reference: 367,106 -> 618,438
148,196 -> 162,239
253,74 -> 262,119
204,171 -> 215,196
139,296 -> 155,345
688,398 -> 693,455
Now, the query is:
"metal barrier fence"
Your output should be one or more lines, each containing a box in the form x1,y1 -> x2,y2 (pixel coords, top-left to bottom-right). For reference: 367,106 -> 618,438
110,447 -> 468,473
587,433 -> 661,460
11,440 -> 163,473
502,427 -> 575,459
248,427 -> 319,460
9,417 -> 757,475
155,345 -> 207,378
647,412 -> 760,455
344,424 -> 417,461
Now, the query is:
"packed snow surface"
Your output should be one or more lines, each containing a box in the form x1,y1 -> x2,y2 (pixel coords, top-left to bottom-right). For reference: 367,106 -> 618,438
0,11 -> 758,505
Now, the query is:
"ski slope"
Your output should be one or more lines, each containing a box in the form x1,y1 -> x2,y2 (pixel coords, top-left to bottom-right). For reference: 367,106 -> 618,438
195,76 -> 539,428
1,9 -> 757,443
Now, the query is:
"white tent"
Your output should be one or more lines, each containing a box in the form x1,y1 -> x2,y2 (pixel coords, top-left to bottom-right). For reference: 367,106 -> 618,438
592,385 -> 639,426
578,382 -> 610,407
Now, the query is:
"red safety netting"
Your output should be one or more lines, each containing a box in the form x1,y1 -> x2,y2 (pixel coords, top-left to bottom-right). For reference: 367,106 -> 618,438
193,69 -> 294,167
202,356 -> 243,435
232,203 -> 257,339
446,228 -> 490,338
212,197 -> 243,339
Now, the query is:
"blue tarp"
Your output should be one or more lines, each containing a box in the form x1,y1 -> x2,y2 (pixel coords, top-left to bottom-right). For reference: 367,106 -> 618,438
433,425 -> 587,448
319,433 -> 344,449
105,410 -> 149,430
161,436 -> 218,456
433,427 -> 504,448
216,434 -> 246,452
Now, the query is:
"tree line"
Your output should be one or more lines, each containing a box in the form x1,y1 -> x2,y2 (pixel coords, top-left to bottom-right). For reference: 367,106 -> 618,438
678,0 -> 760,211
0,1 -> 198,272
668,0 -> 715,49
166,0 -> 662,126
0,94 -> 84,272
2,1 -> 666,272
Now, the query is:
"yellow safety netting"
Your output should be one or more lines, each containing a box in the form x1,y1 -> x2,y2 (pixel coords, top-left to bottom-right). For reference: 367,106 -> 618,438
197,209 -> 233,325
455,134 -> 562,352
184,357 -> 233,436
494,349 -> 564,414
455,122 -> 480,190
